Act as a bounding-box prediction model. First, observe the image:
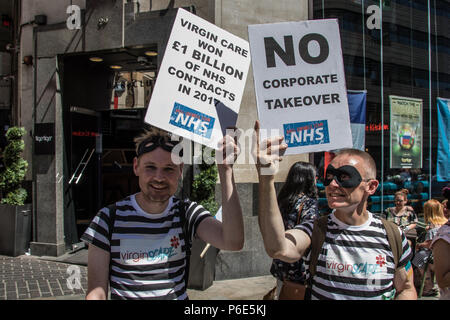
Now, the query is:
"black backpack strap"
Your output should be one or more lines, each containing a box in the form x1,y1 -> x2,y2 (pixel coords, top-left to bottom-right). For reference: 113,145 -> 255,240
307,215 -> 328,290
179,200 -> 191,289
381,218 -> 403,269
107,204 -> 117,243
106,203 -> 117,279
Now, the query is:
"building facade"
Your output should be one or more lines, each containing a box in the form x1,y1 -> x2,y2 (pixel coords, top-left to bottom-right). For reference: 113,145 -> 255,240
1,0 -> 309,280
0,0 -> 448,281
311,0 -> 449,216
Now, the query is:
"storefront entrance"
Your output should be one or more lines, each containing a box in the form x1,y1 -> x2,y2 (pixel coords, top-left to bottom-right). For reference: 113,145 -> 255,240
62,47 -> 157,241
68,107 -> 147,238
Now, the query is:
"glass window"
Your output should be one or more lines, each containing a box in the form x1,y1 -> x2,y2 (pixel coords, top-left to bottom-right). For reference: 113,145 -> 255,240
313,0 -> 449,217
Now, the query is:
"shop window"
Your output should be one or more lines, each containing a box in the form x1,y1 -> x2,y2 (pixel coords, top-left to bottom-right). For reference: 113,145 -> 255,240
313,0 -> 449,212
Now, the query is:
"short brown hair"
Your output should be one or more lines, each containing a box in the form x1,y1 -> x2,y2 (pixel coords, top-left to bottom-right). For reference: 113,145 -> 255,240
334,148 -> 377,179
133,126 -> 180,155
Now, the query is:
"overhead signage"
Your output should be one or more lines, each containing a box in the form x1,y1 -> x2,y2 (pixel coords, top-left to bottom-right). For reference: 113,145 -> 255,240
145,8 -> 251,149
248,19 -> 353,155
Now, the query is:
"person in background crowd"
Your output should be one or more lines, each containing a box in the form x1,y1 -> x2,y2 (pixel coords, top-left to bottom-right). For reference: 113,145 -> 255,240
416,199 -> 448,251
414,199 -> 448,297
383,189 -> 418,247
254,119 -> 416,300
430,186 -> 450,299
443,186 -> 450,201
442,199 -> 449,221
264,161 -> 320,300
431,218 -> 450,300
82,127 -> 244,300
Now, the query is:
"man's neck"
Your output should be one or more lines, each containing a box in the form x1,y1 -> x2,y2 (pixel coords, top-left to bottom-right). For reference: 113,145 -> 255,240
135,192 -> 170,214
334,203 -> 370,226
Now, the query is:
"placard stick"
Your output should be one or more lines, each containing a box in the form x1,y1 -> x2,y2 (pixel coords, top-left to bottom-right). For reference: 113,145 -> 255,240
200,243 -> 211,258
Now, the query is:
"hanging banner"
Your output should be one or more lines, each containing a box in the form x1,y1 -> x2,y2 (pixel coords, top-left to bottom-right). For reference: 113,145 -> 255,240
389,95 -> 422,169
437,98 -> 450,181
348,91 -> 367,151
248,19 -> 352,155
144,8 -> 251,150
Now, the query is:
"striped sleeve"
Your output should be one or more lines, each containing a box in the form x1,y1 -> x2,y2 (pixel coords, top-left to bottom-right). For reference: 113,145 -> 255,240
81,207 -> 112,252
184,201 -> 213,242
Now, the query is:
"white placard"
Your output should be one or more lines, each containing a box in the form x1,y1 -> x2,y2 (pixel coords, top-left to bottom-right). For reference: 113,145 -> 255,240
214,206 -> 222,222
248,19 -> 353,155
145,8 -> 251,150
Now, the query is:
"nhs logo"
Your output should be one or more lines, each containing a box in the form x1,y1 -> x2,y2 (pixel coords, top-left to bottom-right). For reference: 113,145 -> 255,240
283,120 -> 330,148
169,102 -> 215,139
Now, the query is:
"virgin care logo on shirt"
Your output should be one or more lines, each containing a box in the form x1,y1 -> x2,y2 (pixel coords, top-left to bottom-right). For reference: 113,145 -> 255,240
120,232 -> 183,265
325,249 -> 388,279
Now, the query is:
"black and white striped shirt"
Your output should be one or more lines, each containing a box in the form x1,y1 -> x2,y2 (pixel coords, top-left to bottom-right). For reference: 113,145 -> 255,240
81,194 -> 211,300
305,211 -> 412,300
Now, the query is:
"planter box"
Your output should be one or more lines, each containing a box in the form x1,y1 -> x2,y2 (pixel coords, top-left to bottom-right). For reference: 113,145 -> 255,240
0,204 -> 32,257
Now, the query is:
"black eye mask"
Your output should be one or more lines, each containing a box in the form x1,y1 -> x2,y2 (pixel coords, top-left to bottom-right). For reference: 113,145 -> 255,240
324,164 -> 362,188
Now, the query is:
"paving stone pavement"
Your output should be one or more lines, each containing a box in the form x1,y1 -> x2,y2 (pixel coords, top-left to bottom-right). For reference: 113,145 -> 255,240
0,255 -> 87,300
0,254 -> 440,300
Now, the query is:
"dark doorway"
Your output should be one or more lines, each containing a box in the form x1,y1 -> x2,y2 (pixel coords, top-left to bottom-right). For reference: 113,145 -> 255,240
61,47 -> 158,241
68,107 -> 101,238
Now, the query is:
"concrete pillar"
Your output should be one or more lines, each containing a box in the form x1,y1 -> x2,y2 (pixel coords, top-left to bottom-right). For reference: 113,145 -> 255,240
212,0 -> 310,279
25,14 -> 84,256
28,54 -> 66,257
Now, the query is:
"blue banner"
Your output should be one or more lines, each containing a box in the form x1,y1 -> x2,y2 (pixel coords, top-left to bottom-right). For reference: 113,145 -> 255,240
347,91 -> 367,151
437,98 -> 450,181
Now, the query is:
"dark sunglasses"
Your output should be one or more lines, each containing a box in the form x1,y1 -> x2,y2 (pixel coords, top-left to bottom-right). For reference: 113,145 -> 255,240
324,164 -> 367,188
137,135 -> 182,157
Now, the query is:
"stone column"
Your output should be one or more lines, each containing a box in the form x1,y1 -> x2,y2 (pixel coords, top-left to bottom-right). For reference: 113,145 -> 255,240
29,56 -> 66,257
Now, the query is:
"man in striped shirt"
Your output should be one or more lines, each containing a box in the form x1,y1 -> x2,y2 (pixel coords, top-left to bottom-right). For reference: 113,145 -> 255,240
255,121 -> 416,300
82,127 -> 244,300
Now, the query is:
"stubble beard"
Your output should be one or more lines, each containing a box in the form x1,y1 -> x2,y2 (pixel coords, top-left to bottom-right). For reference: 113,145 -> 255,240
142,188 -> 171,204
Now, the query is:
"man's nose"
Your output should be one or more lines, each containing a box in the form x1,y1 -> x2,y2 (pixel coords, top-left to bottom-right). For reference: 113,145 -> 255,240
153,169 -> 166,181
328,176 -> 341,188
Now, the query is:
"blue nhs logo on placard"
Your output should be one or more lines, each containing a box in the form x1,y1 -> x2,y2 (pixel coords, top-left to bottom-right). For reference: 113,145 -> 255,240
169,102 -> 215,139
283,120 -> 330,147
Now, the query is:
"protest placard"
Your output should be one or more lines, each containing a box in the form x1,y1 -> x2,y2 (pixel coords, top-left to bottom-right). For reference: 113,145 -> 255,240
145,8 -> 251,150
248,19 -> 353,155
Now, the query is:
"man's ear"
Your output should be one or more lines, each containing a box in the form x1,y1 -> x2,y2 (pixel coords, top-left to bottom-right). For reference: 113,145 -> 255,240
366,179 -> 379,195
133,157 -> 139,176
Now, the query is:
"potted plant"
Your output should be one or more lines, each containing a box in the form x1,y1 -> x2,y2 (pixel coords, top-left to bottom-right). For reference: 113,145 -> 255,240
0,127 -> 32,257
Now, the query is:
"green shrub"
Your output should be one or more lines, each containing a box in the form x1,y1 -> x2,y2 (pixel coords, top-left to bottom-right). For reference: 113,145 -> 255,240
191,147 -> 218,215
0,127 -> 28,205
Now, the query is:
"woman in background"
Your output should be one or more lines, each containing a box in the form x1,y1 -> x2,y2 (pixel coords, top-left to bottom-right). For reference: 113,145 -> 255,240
383,188 -> 418,247
414,199 -> 448,297
383,189 -> 418,233
431,218 -> 450,300
417,199 -> 448,250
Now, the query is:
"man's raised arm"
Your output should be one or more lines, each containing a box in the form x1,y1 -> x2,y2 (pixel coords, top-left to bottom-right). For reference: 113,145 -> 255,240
253,121 -> 311,263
